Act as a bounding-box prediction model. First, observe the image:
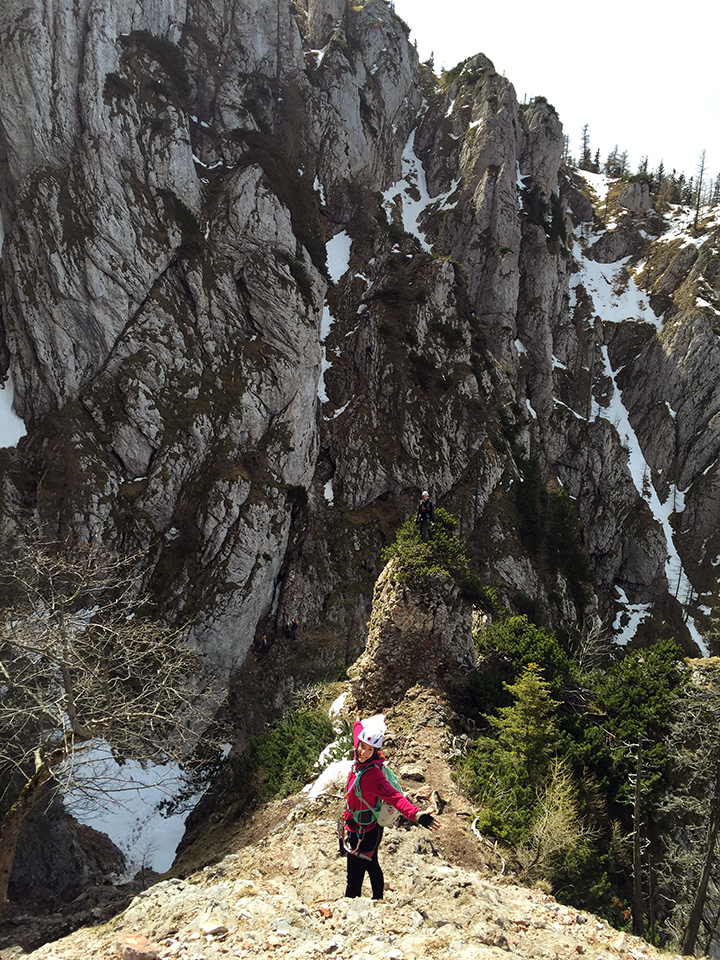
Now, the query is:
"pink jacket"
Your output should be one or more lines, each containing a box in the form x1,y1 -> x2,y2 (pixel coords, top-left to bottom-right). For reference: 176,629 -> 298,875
344,721 -> 419,827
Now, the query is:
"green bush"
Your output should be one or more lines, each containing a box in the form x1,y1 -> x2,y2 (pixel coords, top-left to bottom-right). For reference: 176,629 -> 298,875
472,614 -> 576,713
459,575 -> 501,613
381,507 -> 468,585
381,508 -> 498,614
227,708 -> 335,807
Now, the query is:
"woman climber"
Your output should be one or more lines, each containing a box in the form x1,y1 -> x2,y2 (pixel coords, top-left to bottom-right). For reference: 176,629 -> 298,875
341,714 -> 440,899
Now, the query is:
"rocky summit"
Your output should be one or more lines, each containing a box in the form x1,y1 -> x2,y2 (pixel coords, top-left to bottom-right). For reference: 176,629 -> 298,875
11,821 -> 684,960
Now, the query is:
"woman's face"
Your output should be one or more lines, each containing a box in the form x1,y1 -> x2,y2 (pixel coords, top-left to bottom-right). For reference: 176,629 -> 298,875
357,740 -> 375,763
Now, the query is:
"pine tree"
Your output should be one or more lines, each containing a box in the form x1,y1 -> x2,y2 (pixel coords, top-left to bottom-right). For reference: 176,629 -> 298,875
605,145 -> 619,177
579,124 -> 592,170
617,150 -> 629,179
591,640 -> 684,939
682,175 -> 693,205
694,149 -> 706,229
457,663 -> 563,842
659,667 -> 720,954
654,160 -> 665,194
489,663 -> 562,781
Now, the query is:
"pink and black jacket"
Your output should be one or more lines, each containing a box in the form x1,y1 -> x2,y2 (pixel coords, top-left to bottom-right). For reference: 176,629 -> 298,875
343,720 -> 420,832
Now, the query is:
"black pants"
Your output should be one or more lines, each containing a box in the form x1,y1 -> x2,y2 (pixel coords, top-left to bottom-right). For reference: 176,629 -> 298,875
419,519 -> 430,541
345,825 -> 384,899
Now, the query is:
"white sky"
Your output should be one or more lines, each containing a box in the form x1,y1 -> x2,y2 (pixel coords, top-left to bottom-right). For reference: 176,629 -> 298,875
392,0 -> 720,182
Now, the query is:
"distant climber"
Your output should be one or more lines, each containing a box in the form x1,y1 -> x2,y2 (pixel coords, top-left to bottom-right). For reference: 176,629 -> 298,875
416,490 -> 434,541
341,715 -> 440,900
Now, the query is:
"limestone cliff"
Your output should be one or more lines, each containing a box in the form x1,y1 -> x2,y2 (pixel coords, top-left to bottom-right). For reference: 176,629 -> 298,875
0,0 -> 719,702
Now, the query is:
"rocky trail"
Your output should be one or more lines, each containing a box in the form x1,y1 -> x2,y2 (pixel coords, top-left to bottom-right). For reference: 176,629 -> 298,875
0,690 -> 690,960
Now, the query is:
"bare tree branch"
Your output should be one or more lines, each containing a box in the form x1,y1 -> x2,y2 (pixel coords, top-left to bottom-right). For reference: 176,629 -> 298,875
0,537 -> 224,916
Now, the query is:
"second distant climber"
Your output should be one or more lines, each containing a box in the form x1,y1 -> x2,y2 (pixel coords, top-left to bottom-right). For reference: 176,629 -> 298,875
416,490 -> 435,541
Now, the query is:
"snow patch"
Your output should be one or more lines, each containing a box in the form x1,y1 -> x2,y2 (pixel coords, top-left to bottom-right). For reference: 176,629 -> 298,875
381,130 -> 434,252
0,374 -> 26,448
304,758 -> 352,800
613,589 -> 651,647
318,232 -> 353,405
326,231 -> 352,285
575,169 -> 613,204
63,743 -> 212,876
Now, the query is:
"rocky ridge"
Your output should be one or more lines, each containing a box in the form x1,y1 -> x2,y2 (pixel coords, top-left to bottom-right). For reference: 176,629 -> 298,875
0,691 -> 687,960
0,493 -> 699,958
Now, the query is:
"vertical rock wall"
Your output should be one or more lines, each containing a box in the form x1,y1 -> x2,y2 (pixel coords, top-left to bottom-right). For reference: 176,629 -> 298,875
0,0 -> 716,699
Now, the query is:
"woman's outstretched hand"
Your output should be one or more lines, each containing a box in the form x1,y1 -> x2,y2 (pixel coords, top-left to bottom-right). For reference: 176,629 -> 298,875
417,812 -> 440,831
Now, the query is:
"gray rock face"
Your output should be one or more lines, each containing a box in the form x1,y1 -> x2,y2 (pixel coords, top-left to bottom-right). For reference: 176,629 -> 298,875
617,180 -> 652,213
0,0 -> 718,704
349,558 -> 476,709
10,799 -> 125,905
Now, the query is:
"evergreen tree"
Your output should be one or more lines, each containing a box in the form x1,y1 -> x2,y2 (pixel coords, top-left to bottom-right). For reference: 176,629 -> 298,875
665,170 -> 682,204
659,667 -> 720,955
653,160 -> 665,194
592,640 -> 682,808
590,640 -> 684,940
456,663 -> 563,841
491,664 -> 562,781
682,175 -> 693,205
458,664 -> 597,891
605,145 -> 619,177
694,149 -> 706,229
579,124 -> 592,170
